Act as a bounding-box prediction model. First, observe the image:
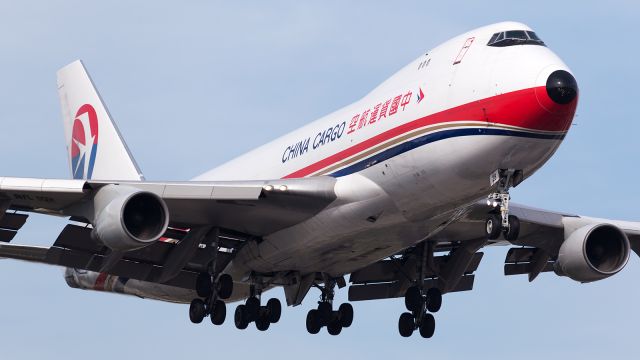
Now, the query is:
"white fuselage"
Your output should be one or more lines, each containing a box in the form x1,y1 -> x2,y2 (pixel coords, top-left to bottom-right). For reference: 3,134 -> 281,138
69,22 -> 579,302
195,22 -> 578,280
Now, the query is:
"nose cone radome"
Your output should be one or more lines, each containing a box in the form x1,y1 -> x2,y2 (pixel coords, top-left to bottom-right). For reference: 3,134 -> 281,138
546,70 -> 578,105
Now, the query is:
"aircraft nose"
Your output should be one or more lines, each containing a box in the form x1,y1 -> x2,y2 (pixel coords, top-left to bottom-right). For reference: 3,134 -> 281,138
546,70 -> 578,104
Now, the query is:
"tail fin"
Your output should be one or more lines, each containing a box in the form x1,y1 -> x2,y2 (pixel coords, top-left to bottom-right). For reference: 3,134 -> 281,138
57,60 -> 144,181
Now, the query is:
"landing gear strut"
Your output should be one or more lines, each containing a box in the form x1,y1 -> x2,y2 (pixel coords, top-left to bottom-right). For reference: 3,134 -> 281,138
485,169 -> 522,241
306,276 -> 353,336
398,243 -> 441,338
234,283 -> 282,331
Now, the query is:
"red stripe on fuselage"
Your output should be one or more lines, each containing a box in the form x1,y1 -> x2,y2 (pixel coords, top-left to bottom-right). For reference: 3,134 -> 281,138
94,272 -> 109,291
284,86 -> 577,178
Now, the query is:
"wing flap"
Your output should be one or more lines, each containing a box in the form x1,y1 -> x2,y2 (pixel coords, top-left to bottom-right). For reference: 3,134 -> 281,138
349,275 -> 475,302
50,224 -> 243,274
0,243 -> 49,262
350,253 -> 483,284
0,229 -> 17,243
0,212 -> 28,231
44,246 -> 195,288
504,262 -> 554,276
0,212 -> 29,243
0,224 -> 238,290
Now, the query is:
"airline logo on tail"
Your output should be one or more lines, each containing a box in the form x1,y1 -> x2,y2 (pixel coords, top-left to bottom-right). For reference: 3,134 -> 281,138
70,104 -> 99,179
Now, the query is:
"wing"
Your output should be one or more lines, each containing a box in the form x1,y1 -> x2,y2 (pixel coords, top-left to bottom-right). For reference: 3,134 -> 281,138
347,201 -> 640,303
0,60 -> 338,293
0,176 -> 337,289
439,201 -> 640,277
0,176 -> 336,235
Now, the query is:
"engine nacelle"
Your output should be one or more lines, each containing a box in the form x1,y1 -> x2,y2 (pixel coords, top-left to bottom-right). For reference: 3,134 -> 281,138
92,185 -> 169,251
555,223 -> 630,283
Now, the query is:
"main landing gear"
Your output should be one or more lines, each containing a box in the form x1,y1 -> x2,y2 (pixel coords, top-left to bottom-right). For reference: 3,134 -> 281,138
485,169 -> 522,241
399,286 -> 441,338
188,229 -> 234,326
189,272 -> 234,325
397,243 -> 441,338
234,285 -> 282,331
306,277 -> 354,336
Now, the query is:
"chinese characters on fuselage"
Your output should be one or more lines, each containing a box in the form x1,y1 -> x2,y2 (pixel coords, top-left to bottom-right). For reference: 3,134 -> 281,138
281,89 -> 416,164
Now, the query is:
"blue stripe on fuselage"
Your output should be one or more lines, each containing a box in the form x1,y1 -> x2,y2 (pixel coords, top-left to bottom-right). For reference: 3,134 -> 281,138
328,127 -> 565,177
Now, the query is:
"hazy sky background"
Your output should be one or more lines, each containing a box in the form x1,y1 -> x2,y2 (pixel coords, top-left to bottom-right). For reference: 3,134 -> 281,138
1,1 -> 639,359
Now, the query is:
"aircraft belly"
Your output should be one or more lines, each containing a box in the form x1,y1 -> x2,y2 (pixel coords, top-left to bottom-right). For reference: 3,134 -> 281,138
365,134 -> 562,221
229,134 -> 562,277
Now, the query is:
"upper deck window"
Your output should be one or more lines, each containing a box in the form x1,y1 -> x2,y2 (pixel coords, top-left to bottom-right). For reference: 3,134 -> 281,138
487,30 -> 545,47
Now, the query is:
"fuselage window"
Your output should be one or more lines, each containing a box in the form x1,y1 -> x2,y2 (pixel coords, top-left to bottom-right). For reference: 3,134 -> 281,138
487,30 -> 545,47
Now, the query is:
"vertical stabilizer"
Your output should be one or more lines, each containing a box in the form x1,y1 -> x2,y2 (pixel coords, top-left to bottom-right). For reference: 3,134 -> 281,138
57,60 -> 144,181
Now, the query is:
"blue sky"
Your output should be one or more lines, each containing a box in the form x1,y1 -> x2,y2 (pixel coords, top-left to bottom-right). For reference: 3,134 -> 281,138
1,1 -> 639,359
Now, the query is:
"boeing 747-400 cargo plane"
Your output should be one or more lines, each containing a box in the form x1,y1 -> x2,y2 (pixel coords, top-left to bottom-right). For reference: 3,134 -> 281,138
0,22 -> 635,338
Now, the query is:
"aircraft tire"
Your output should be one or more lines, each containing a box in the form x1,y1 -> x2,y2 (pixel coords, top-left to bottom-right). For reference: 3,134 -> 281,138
234,305 -> 249,330
503,215 -> 520,241
211,300 -> 226,325
327,319 -> 342,336
306,309 -> 321,334
426,288 -> 442,313
317,302 -> 332,325
217,274 -> 233,300
404,286 -> 422,312
255,312 -> 270,331
419,313 -> 435,338
245,296 -> 260,321
398,312 -> 415,337
266,298 -> 282,323
195,273 -> 212,298
485,214 -> 502,240
338,303 -> 353,327
189,299 -> 206,324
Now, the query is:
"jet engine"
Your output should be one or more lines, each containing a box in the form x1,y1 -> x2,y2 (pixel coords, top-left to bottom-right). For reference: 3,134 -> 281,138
554,223 -> 630,283
92,184 -> 169,251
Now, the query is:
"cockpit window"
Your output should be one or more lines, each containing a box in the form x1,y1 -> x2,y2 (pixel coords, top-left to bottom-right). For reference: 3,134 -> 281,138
487,30 -> 545,47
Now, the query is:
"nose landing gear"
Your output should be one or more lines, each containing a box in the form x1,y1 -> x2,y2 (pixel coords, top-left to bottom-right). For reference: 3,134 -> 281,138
485,169 -> 522,241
